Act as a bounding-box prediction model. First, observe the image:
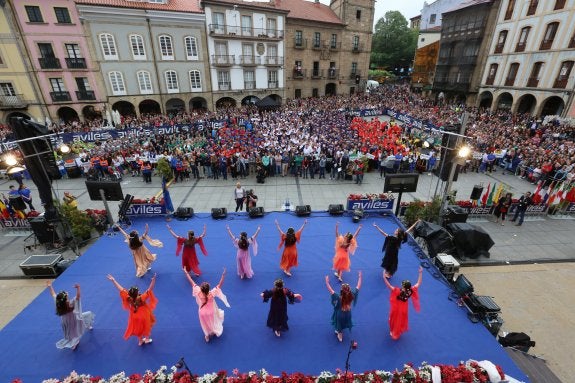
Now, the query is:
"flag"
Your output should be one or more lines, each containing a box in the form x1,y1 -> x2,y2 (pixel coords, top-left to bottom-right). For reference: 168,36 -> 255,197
492,184 -> 504,204
487,183 -> 497,206
565,185 -> 575,203
531,181 -> 543,204
481,182 -> 490,206
554,182 -> 566,205
542,181 -> 555,205
546,182 -> 561,206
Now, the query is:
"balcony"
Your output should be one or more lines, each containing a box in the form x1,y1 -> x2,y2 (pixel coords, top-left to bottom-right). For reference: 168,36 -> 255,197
515,42 -> 526,52
494,43 -> 505,54
65,57 -> 87,69
76,90 -> 96,101
539,40 -> 553,51
293,69 -> 306,79
311,41 -> 322,50
244,81 -> 256,90
268,81 -> 278,89
240,55 -> 260,66
208,24 -> 283,40
38,57 -> 61,69
328,41 -> 341,51
553,78 -> 568,89
485,76 -> 495,85
352,44 -> 363,53
526,77 -> 539,87
327,68 -> 338,79
0,94 -> 28,109
264,56 -> 283,66
211,55 -> 235,66
50,91 -> 71,102
311,69 -> 323,79
294,38 -> 307,49
349,71 -> 361,79
218,82 -> 231,91
504,77 -> 516,86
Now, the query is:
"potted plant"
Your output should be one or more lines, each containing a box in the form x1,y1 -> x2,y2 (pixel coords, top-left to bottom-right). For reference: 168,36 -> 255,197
59,203 -> 93,242
403,196 -> 442,226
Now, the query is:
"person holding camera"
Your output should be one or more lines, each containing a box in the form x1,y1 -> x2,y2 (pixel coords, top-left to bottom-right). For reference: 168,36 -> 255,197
245,189 -> 258,212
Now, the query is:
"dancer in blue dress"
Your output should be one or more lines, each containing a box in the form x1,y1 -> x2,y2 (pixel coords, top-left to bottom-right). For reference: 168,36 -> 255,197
325,271 -> 362,342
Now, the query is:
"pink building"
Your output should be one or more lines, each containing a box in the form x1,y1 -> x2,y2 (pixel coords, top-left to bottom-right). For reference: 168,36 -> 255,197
11,0 -> 105,123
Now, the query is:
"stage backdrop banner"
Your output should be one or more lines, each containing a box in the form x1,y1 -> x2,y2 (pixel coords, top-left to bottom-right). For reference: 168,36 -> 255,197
347,198 -> 394,211
125,204 -> 166,217
0,218 -> 31,229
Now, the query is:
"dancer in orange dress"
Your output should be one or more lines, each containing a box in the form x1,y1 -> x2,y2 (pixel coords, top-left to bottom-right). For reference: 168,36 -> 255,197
275,219 -> 308,276
383,267 -> 422,340
333,222 -> 362,282
107,273 -> 157,346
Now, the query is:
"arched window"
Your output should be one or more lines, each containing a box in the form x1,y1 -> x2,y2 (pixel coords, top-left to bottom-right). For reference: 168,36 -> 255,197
130,34 -> 146,60
189,70 -> 202,91
494,30 -> 507,53
99,33 -> 118,60
159,35 -> 174,60
486,63 -> 498,85
165,70 -> 179,93
553,61 -> 573,88
505,63 -> 519,86
540,22 -> 559,50
137,70 -> 153,94
515,26 -> 530,52
108,71 -> 125,95
504,0 -> 515,20
185,36 -> 199,60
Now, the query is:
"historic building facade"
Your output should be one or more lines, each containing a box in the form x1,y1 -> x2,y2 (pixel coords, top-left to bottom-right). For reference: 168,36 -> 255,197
9,0 -> 106,123
477,0 -> 575,117
0,1 -> 44,124
76,0 -> 208,117
433,0 -> 499,105
201,0 -> 288,108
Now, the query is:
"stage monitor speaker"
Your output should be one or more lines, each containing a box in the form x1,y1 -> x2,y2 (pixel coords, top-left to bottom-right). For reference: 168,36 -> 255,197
295,205 -> 311,216
248,207 -> 264,218
211,207 -> 228,219
328,204 -> 344,215
28,217 -> 59,244
175,207 -> 194,219
470,185 -> 483,200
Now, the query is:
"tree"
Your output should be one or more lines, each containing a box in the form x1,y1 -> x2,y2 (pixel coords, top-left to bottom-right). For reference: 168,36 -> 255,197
371,11 -> 418,72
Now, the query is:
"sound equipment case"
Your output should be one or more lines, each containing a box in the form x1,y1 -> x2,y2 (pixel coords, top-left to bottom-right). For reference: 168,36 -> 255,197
20,254 -> 63,277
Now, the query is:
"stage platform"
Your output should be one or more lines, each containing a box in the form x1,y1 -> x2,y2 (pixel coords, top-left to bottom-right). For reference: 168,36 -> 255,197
0,211 -> 529,382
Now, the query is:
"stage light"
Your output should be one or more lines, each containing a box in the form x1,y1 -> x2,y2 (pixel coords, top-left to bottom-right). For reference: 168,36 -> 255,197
7,165 -> 26,174
458,145 -> 471,158
423,141 -> 430,148
59,143 -> 70,154
352,208 -> 364,223
5,154 -> 18,166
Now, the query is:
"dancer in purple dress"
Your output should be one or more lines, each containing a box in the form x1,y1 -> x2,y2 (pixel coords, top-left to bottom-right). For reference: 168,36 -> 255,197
226,225 -> 261,279
183,267 -> 229,342
46,281 -> 94,350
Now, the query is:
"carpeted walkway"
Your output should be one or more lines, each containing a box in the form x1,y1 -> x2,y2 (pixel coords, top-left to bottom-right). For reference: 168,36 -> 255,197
0,212 -> 529,382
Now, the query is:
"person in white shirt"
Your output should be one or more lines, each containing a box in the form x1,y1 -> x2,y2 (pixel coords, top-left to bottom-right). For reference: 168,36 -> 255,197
233,182 -> 246,212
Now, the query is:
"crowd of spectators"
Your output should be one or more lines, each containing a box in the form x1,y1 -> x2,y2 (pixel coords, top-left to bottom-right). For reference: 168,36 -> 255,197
2,83 -> 575,189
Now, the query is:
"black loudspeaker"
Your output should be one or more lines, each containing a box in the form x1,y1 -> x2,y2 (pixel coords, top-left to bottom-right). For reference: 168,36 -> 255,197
118,194 -> 134,217
28,217 -> 59,244
434,125 -> 460,182
211,207 -> 228,219
175,207 -> 194,219
442,205 -> 468,226
470,185 -> 484,200
328,204 -> 344,215
248,207 -> 264,218
295,205 -> 311,216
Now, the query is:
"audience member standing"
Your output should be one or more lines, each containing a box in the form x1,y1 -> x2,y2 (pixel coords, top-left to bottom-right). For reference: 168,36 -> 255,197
510,191 -> 532,226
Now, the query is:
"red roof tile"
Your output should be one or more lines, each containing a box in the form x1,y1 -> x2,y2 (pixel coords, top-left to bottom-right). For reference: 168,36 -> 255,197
75,0 -> 203,13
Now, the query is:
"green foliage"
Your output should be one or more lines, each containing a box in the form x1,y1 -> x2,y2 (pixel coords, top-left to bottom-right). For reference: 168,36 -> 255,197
403,196 -> 442,226
59,203 -> 92,240
156,157 -> 173,182
368,69 -> 395,83
371,11 -> 418,70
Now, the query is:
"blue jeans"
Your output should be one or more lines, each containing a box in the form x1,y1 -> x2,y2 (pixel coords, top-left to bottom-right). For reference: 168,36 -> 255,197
511,209 -> 526,224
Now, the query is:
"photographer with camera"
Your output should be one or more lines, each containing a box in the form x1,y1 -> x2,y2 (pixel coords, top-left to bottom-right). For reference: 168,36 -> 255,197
245,189 -> 258,212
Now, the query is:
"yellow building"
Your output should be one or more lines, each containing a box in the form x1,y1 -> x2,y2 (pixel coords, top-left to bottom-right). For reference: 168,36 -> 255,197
0,2 -> 45,127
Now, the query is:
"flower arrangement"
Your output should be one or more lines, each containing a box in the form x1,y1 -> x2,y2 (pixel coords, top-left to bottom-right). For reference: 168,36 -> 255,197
14,361 -> 508,383
347,193 -> 393,201
131,196 -> 165,205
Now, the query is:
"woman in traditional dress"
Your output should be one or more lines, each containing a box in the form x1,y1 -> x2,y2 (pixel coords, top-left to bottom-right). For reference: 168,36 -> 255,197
333,222 -> 362,282
383,267 -> 422,340
494,192 -> 513,225
166,224 -> 208,276
275,219 -> 308,277
107,273 -> 157,346
226,225 -> 261,279
325,271 -> 362,342
183,267 -> 229,342
373,220 -> 419,278
46,282 -> 94,350
261,278 -> 302,337
116,223 -> 163,278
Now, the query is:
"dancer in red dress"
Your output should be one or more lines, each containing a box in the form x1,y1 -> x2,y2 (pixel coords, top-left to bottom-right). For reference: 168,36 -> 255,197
333,222 -> 362,282
166,224 -> 208,276
107,273 -> 157,346
275,219 -> 307,276
383,267 -> 422,340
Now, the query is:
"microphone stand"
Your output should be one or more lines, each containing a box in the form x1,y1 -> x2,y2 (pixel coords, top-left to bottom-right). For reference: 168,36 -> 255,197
343,340 -> 357,383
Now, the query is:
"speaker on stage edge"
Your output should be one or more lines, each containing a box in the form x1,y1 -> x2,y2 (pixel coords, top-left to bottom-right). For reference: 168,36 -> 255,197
211,207 -> 228,219
175,207 -> 194,220
328,204 -> 344,215
295,205 -> 311,216
248,207 -> 264,218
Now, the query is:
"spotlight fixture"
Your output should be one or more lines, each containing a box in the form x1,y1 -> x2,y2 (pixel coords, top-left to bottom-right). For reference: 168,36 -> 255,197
458,145 -> 471,158
59,143 -> 71,154
6,165 -> 26,175
5,155 -> 18,167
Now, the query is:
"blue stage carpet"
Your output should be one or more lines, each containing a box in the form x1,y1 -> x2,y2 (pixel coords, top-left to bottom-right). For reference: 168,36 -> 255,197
0,212 -> 528,382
